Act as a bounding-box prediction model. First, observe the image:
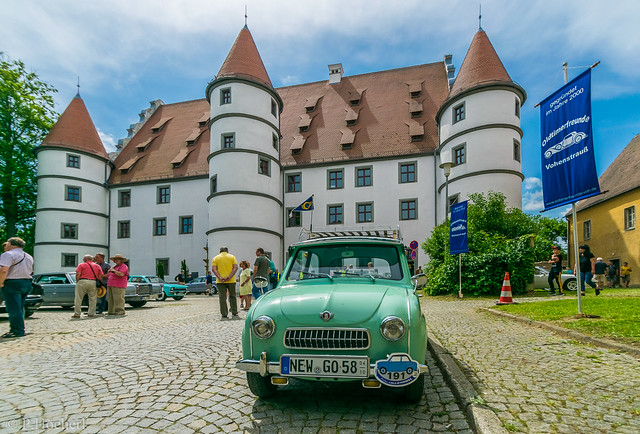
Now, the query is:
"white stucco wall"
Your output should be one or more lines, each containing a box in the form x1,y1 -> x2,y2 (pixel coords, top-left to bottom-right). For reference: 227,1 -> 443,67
109,178 -> 209,276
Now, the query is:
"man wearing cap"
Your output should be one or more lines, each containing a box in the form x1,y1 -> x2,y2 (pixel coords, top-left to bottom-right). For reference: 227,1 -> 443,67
0,237 -> 34,338
548,246 -> 564,296
593,257 -> 606,295
107,254 -> 129,315
72,254 -> 104,318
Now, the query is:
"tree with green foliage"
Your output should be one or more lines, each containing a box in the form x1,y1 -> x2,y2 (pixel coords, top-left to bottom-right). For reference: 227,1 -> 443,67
0,54 -> 57,253
156,261 -> 165,279
422,191 -> 566,296
181,260 -> 189,279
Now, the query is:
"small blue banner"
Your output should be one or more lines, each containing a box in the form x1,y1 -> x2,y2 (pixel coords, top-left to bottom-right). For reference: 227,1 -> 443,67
539,69 -> 600,211
449,201 -> 468,254
292,195 -> 314,212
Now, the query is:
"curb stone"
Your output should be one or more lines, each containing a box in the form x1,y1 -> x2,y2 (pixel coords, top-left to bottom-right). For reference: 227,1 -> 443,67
427,335 -> 507,434
480,307 -> 640,358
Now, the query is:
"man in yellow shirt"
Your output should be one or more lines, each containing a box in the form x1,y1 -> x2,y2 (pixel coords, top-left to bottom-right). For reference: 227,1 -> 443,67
620,262 -> 632,288
212,246 -> 239,320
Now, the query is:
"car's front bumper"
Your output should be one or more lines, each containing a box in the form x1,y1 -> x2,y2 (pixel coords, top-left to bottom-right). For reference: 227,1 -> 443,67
236,351 -> 428,378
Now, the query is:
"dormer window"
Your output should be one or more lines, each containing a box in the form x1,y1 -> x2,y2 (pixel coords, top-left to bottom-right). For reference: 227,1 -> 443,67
171,149 -> 193,168
119,155 -> 144,174
406,120 -> 424,142
299,126 -> 309,133
409,100 -> 423,118
198,112 -> 209,127
305,95 -> 321,113
298,113 -> 315,133
290,135 -> 306,154
345,108 -> 359,126
185,128 -> 204,146
136,137 -> 155,152
408,81 -> 422,98
340,129 -> 357,150
349,89 -> 363,106
150,117 -> 172,133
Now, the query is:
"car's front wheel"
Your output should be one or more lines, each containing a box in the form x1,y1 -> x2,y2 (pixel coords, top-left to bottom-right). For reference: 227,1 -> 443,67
563,278 -> 578,292
402,373 -> 425,403
157,292 -> 167,301
128,301 -> 147,308
25,310 -> 35,318
172,296 -> 184,301
246,372 -> 277,398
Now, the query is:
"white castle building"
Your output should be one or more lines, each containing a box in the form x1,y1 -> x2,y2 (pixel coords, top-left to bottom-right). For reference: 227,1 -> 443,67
33,25 -> 526,276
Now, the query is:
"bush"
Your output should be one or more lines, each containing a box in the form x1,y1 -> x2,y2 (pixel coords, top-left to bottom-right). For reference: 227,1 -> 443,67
422,192 -> 563,296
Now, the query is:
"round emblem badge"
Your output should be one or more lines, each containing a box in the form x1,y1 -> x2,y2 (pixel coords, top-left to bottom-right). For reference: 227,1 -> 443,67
319,311 -> 334,321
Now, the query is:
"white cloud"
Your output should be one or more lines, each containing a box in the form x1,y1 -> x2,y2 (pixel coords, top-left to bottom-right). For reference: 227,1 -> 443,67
522,177 -> 543,212
97,128 -> 117,153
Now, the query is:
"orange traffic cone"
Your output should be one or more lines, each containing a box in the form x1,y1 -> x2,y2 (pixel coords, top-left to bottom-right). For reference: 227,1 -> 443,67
496,272 -> 517,305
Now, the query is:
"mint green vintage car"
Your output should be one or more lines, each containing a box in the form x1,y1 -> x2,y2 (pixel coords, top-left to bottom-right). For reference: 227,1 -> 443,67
236,233 -> 428,402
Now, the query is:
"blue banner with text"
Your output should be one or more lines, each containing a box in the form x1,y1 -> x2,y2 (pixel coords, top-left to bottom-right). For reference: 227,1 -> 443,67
539,69 -> 600,211
449,201 -> 468,255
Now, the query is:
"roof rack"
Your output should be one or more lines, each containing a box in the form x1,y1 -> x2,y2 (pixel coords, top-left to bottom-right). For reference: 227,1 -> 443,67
299,226 -> 402,241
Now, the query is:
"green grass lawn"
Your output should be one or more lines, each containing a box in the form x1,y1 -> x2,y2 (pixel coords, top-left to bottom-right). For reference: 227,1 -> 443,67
492,288 -> 640,346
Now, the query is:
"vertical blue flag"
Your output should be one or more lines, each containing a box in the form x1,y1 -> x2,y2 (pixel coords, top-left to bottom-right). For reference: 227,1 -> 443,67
449,201 -> 468,254
539,69 -> 600,211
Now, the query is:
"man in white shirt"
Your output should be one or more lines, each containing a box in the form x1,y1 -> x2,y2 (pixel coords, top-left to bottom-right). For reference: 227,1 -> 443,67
0,237 -> 34,338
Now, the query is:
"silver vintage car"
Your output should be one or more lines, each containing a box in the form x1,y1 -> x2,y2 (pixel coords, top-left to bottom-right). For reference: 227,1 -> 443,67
533,266 -> 578,292
32,272 -> 153,308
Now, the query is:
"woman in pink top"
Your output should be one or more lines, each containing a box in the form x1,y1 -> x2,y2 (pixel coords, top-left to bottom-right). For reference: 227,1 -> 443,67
107,254 -> 129,315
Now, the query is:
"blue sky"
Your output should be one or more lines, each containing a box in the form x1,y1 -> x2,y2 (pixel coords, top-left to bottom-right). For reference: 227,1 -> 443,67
3,0 -> 639,218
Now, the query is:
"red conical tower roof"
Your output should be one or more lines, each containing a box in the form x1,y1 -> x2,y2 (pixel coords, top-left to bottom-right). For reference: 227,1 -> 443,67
42,94 -> 108,159
448,29 -> 513,98
217,26 -> 273,87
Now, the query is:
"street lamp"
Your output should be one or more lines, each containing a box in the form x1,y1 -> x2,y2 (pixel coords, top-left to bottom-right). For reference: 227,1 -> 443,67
439,150 -> 454,223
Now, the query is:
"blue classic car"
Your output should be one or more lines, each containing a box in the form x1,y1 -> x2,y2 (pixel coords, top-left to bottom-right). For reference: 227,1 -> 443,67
236,230 -> 428,402
129,275 -> 187,301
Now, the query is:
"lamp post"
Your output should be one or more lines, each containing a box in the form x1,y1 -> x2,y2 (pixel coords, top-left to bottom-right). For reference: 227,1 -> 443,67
439,151 -> 454,224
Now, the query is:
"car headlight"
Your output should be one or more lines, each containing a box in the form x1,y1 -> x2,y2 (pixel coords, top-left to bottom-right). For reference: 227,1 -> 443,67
251,316 -> 275,339
380,316 -> 405,341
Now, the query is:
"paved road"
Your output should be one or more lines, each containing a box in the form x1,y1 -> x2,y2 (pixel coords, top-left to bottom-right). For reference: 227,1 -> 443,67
422,296 -> 640,434
0,297 -> 470,433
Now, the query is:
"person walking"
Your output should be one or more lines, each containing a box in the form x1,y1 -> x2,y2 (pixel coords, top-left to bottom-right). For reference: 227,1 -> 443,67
252,248 -> 271,299
548,246 -> 564,296
212,246 -> 239,320
238,261 -> 252,310
606,261 -> 617,288
0,237 -> 34,338
620,262 -> 632,288
575,244 -> 596,296
94,252 -> 110,314
205,271 -> 215,296
107,254 -> 129,316
72,254 -> 104,318
593,257 -> 606,296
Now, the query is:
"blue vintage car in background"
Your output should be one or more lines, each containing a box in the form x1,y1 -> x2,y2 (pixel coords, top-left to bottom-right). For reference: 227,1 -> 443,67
236,230 -> 428,402
129,275 -> 187,301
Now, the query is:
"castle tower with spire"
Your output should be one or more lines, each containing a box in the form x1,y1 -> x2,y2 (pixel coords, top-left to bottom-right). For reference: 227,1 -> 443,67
436,29 -> 526,220
205,26 -> 284,265
34,93 -> 111,273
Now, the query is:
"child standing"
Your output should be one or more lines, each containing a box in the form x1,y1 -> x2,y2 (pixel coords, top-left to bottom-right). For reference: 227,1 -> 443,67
238,261 -> 253,311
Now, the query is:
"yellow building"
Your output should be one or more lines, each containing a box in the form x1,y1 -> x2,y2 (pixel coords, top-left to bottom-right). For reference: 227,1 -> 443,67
567,134 -> 639,286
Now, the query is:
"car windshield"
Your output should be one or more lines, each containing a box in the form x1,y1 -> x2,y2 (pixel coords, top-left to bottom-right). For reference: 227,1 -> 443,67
147,276 -> 165,283
285,243 -> 403,281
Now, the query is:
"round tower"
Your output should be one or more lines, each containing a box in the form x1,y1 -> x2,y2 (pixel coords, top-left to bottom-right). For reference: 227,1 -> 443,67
205,26 -> 284,267
436,29 -> 526,222
33,93 -> 111,273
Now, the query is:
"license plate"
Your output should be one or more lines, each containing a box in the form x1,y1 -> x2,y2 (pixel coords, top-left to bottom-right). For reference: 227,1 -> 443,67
280,355 -> 369,378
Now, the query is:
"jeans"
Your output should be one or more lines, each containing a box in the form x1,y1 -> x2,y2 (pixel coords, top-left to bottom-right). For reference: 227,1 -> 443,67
578,271 -> 597,293
252,283 -> 269,299
1,279 -> 32,336
96,295 -> 108,313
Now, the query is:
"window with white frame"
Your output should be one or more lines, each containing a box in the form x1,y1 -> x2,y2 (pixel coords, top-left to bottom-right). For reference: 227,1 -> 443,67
624,206 -> 635,230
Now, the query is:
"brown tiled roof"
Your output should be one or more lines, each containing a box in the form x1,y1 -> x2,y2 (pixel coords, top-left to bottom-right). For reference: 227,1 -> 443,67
278,62 -> 449,167
111,63 -> 450,180
216,26 -> 272,87
576,134 -> 640,211
109,99 -> 210,185
41,95 -> 107,159
448,30 -> 512,99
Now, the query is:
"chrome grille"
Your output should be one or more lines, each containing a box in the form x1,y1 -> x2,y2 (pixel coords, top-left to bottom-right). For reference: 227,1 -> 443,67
284,328 -> 370,350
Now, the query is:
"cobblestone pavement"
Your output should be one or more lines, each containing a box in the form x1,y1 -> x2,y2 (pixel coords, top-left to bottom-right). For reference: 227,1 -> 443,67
422,296 -> 640,434
0,297 -> 470,433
